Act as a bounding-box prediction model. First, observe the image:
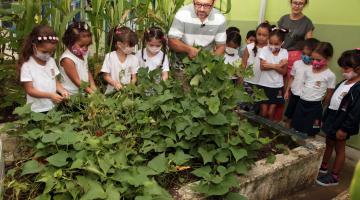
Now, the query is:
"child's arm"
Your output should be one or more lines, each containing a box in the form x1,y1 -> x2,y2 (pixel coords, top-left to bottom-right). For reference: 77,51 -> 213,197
323,88 -> 334,107
23,82 -> 63,103
285,75 -> 294,100
131,74 -> 137,85
162,71 -> 169,81
56,81 -> 69,99
88,72 -> 96,91
241,47 -> 249,68
61,58 -> 94,94
103,73 -> 122,91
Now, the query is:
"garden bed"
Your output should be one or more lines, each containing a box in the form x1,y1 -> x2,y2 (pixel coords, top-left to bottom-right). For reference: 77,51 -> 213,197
174,111 -> 325,200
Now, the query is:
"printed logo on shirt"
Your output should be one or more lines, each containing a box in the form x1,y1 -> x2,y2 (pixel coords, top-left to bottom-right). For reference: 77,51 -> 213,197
313,119 -> 321,129
314,81 -> 321,89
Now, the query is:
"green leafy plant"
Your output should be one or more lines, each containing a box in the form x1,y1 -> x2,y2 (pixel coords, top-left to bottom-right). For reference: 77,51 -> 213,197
3,50 -> 269,199
350,161 -> 360,200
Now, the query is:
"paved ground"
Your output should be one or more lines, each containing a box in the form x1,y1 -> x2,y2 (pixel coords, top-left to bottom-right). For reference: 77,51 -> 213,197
281,136 -> 358,200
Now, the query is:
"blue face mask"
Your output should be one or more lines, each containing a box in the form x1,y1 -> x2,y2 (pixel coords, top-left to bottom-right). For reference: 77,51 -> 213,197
301,54 -> 312,65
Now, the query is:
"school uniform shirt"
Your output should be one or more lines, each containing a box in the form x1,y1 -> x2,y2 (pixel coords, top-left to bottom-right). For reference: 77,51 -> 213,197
59,49 -> 89,95
328,81 -> 355,110
290,60 -> 312,96
135,49 -> 170,72
20,56 -> 59,112
224,53 -> 241,66
300,68 -> 336,102
244,43 -> 263,85
101,51 -> 139,94
258,46 -> 288,88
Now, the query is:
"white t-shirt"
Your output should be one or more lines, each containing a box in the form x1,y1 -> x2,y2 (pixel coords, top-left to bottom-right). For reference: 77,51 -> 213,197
329,81 -> 355,110
244,43 -> 263,85
258,46 -> 288,88
300,68 -> 336,102
101,51 -> 139,94
59,49 -> 89,95
20,57 -> 59,112
224,53 -> 240,66
290,60 -> 312,96
135,49 -> 170,72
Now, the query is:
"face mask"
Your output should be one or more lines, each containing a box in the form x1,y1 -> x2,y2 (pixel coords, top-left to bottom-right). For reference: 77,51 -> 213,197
147,45 -> 162,54
312,59 -> 328,70
71,45 -> 88,57
342,71 -> 358,80
34,47 -> 51,62
269,45 -> 281,52
121,46 -> 135,55
225,47 -> 238,56
301,54 -> 313,65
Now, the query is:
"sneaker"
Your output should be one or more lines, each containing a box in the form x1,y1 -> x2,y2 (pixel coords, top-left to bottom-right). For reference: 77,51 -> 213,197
316,173 -> 339,186
319,166 -> 328,174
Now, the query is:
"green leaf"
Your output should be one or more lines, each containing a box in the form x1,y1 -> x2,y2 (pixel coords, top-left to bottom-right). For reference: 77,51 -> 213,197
198,147 -> 218,164
46,151 -> 69,167
266,153 -> 276,164
235,162 -> 248,175
77,176 -> 106,200
34,194 -> 51,200
171,149 -> 193,165
214,149 -> 230,163
190,74 -> 201,86
112,169 -> 149,187
191,166 -> 212,180
22,160 -> 45,175
57,131 -> 79,145
148,153 -> 167,173
229,147 -> 248,162
190,106 -> 206,118
105,183 -> 120,200
207,96 -> 220,114
42,133 -> 60,143
196,174 -> 238,196
207,113 -> 228,125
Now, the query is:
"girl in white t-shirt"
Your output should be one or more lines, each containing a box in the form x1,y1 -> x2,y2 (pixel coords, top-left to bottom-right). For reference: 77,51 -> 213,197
136,26 -> 169,81
292,42 -> 336,136
60,21 -> 96,95
101,26 -> 139,94
258,27 -> 289,121
19,25 -> 69,113
284,38 -> 320,128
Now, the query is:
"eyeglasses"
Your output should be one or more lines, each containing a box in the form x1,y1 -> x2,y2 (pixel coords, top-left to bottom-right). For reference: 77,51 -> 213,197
292,1 -> 305,7
193,2 -> 214,9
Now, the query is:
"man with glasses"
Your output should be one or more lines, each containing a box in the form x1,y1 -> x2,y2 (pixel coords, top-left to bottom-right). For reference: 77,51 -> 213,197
168,0 -> 227,62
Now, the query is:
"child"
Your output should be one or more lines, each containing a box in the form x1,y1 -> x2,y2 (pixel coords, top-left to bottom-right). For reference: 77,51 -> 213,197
257,27 -> 289,120
60,21 -> 96,95
135,26 -> 169,81
19,25 -> 69,113
284,38 -> 320,128
317,49 -> 360,186
239,30 -> 256,57
224,31 -> 241,66
292,42 -> 336,136
101,26 -> 139,94
242,23 -> 272,89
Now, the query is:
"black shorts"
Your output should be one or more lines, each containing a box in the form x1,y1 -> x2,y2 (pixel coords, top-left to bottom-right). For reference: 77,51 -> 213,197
284,93 -> 300,119
322,109 -> 351,141
292,99 -> 322,136
259,86 -> 285,105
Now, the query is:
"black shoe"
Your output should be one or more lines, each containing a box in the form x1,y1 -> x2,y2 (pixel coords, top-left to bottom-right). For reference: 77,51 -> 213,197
316,173 -> 339,186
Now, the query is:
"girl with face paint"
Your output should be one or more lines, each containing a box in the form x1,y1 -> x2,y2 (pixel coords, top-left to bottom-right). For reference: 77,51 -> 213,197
18,25 -> 69,113
60,21 -> 96,95
100,26 -> 139,94
136,26 -> 169,81
292,42 -> 336,137
317,49 -> 360,187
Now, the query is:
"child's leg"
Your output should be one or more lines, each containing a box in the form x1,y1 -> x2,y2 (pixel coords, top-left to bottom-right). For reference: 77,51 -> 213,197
321,137 -> 336,170
332,140 -> 347,176
260,104 -> 269,118
267,104 -> 277,121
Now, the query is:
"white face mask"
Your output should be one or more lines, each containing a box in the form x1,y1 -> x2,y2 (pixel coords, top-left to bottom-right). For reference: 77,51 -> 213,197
268,45 -> 281,52
34,46 -> 51,62
342,71 -> 358,80
225,47 -> 238,55
146,45 -> 162,54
